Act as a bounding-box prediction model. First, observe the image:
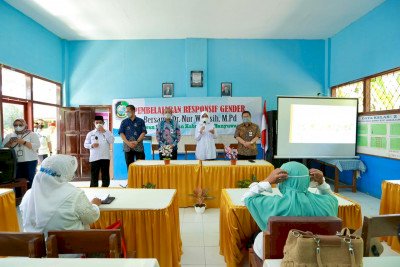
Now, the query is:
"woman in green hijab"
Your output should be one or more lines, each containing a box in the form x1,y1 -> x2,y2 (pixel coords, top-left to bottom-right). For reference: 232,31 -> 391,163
242,161 -> 338,259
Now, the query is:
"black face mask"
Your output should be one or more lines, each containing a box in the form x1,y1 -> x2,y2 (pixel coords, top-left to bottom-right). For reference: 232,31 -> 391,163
38,125 -> 44,129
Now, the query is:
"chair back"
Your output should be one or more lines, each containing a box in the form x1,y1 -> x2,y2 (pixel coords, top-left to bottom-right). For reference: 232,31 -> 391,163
265,216 -> 342,259
184,144 -> 196,160
361,214 -> 400,256
215,143 -> 225,159
151,144 -> 159,160
46,229 -> 121,258
0,232 -> 46,258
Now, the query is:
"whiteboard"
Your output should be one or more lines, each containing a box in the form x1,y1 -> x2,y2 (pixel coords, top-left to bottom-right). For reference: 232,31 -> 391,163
357,113 -> 400,159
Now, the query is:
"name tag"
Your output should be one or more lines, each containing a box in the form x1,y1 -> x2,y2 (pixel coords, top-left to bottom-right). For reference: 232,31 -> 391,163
17,150 -> 24,157
249,131 -> 253,137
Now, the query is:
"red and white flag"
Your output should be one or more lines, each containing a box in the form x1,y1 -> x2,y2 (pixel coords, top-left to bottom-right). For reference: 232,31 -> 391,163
261,100 -> 268,157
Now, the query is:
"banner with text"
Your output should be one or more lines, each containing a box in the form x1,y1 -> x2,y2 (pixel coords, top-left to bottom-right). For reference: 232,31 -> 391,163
112,97 -> 262,136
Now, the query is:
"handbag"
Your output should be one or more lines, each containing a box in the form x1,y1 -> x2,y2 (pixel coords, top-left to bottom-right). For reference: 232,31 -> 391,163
281,228 -> 363,267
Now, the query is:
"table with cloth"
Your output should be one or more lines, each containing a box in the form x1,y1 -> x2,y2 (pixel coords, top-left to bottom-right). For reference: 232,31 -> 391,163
379,180 -> 400,253
220,188 -> 362,267
0,188 -> 19,232
313,158 -> 366,193
82,188 -> 181,267
128,160 -> 201,207
0,258 -> 160,267
201,160 -> 274,208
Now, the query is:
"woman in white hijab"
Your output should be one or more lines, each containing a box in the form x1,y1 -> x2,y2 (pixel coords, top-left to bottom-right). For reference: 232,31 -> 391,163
20,154 -> 101,234
195,111 -> 217,160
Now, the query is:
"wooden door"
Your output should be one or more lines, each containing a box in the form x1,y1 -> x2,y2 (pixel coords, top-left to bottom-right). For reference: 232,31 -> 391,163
59,107 -> 95,180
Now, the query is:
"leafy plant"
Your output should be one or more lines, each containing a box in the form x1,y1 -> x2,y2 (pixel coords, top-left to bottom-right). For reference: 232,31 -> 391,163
159,145 -> 173,159
224,146 -> 238,160
237,174 -> 258,188
142,182 -> 156,189
189,187 -> 213,207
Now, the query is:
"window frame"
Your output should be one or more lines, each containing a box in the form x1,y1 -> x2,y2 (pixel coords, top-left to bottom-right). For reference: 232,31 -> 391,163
331,66 -> 400,115
0,64 -> 62,139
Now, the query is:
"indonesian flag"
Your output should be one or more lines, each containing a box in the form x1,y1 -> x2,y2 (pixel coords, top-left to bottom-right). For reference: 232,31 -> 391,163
261,100 -> 268,156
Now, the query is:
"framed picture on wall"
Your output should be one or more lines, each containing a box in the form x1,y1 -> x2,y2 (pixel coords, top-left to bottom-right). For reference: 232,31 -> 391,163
191,71 -> 203,87
221,82 -> 232,97
162,83 -> 174,98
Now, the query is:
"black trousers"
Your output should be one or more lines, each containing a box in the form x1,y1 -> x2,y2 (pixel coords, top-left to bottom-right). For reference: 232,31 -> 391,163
90,159 -> 110,187
124,150 -> 145,169
238,154 -> 257,160
159,149 -> 178,160
16,160 -> 38,189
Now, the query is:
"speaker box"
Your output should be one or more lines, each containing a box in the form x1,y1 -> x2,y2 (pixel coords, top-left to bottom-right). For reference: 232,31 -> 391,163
0,148 -> 17,184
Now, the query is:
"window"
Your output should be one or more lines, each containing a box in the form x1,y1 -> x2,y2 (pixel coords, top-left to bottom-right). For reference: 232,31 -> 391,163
332,81 -> 364,112
1,68 -> 29,99
370,70 -> 400,112
332,67 -> 400,114
0,64 -> 62,151
33,77 -> 61,105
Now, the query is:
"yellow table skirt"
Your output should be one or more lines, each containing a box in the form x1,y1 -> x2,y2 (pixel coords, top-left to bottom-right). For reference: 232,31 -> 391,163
0,190 -> 19,232
202,164 -> 274,208
219,189 -> 363,267
379,181 -> 400,253
128,164 -> 201,207
91,192 -> 182,267
334,193 -> 363,230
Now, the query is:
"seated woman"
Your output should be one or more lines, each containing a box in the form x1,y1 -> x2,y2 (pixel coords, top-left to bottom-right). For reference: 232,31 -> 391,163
20,154 -> 101,234
242,161 -> 338,259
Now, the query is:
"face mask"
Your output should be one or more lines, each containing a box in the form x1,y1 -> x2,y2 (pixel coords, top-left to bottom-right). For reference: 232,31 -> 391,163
243,117 -> 251,123
38,125 -> 44,129
95,123 -> 103,129
15,126 -> 25,132
126,112 -> 132,118
165,113 -> 172,119
202,118 -> 209,124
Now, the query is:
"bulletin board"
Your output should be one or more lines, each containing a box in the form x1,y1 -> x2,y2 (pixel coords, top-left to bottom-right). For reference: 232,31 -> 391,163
357,113 -> 400,159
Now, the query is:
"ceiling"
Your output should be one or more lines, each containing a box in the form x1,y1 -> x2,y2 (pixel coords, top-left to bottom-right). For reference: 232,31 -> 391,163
5,0 -> 385,40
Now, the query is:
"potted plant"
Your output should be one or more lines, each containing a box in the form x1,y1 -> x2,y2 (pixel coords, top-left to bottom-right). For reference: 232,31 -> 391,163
159,145 -> 173,165
225,146 -> 238,165
237,174 -> 258,188
142,182 -> 156,189
190,187 -> 213,214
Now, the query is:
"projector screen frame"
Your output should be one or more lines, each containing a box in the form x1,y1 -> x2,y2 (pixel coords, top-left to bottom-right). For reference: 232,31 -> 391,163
275,96 -> 359,159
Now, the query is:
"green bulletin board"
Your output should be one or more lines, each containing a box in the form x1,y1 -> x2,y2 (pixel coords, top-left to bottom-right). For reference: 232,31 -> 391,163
357,114 -> 400,159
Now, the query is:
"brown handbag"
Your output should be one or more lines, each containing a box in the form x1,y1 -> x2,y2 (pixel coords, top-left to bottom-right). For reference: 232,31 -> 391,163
281,229 -> 363,267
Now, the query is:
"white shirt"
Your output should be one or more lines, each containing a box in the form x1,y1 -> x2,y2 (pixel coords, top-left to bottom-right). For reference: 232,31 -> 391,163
3,132 -> 40,162
21,188 -> 100,234
195,122 -> 217,160
36,129 -> 51,155
84,129 -> 115,162
241,179 -> 333,259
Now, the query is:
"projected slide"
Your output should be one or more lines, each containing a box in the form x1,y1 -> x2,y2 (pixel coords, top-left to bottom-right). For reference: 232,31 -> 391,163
289,105 -> 357,144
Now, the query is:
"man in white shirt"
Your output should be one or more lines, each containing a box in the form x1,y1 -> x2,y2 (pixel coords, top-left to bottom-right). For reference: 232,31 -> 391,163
35,119 -> 52,163
84,116 -> 115,187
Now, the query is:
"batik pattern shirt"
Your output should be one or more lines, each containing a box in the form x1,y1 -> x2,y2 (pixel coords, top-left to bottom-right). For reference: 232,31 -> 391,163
156,119 -> 181,149
234,122 -> 261,156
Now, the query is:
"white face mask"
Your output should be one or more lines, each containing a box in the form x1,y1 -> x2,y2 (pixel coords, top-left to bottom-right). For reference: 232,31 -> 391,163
15,126 -> 25,132
165,113 -> 172,119
95,123 -> 103,129
202,117 -> 209,124
126,112 -> 132,118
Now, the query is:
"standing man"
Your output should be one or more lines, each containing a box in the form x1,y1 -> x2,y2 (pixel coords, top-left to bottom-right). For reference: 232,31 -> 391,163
156,107 -> 181,159
234,111 -> 261,160
35,119 -> 52,163
118,105 -> 147,169
84,116 -> 115,187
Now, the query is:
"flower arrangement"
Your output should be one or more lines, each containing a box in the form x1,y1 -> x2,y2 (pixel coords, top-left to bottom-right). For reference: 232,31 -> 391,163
224,146 -> 238,160
142,182 -> 156,189
189,187 -> 213,207
237,174 -> 258,188
159,145 -> 173,159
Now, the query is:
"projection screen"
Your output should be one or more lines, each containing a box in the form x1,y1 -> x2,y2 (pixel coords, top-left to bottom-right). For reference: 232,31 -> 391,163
276,96 -> 358,158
